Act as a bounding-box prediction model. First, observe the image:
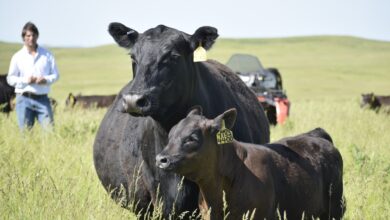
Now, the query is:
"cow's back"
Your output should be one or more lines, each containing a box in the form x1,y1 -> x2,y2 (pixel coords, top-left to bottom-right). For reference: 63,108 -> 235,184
265,128 -> 344,219
377,95 -> 390,106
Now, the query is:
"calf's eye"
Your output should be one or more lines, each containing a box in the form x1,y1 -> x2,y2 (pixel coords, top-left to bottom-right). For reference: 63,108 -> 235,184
184,133 -> 198,144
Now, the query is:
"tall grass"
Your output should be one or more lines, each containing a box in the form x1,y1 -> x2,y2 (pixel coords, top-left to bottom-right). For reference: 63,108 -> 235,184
1,100 -> 389,219
0,107 -> 135,219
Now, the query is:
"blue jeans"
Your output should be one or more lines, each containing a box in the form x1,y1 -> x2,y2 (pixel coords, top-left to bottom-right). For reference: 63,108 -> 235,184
15,94 -> 54,129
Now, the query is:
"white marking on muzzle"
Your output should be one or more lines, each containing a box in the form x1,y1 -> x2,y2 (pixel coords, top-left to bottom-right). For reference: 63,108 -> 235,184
122,94 -> 142,113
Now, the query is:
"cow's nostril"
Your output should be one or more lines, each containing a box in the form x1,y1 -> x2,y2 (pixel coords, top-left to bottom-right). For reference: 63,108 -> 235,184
156,155 -> 171,169
136,97 -> 147,108
160,157 -> 168,164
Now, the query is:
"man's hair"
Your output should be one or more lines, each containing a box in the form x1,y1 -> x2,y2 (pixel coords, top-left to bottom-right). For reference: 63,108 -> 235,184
21,22 -> 39,38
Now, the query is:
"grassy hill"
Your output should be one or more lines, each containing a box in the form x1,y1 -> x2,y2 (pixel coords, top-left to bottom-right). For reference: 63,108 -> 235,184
1,36 -> 390,103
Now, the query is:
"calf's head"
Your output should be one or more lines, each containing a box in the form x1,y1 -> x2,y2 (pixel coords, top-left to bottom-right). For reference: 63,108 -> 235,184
108,23 -> 218,118
156,106 -> 237,180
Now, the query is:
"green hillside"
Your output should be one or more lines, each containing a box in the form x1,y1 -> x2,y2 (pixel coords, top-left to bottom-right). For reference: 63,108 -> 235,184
1,36 -> 390,103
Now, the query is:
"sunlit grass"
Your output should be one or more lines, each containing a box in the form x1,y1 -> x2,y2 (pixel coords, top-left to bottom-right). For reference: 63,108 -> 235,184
0,107 -> 135,219
1,100 -> 389,219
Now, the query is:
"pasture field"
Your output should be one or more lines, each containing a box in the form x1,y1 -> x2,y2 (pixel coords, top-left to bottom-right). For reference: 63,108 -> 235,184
1,36 -> 390,219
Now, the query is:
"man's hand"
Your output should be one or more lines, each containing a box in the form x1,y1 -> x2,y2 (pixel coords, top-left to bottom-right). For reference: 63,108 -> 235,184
27,76 -> 37,84
35,76 -> 47,84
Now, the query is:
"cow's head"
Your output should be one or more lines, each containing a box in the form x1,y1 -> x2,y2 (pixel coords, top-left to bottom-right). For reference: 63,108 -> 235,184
108,23 -> 218,120
360,93 -> 375,108
156,106 -> 237,180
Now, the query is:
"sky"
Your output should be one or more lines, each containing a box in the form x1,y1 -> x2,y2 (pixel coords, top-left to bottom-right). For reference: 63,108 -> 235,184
0,0 -> 389,47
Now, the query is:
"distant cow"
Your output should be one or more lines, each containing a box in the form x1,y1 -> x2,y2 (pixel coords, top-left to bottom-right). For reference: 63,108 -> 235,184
66,93 -> 116,108
361,93 -> 390,112
94,23 -> 270,218
0,74 -> 16,114
157,107 -> 345,220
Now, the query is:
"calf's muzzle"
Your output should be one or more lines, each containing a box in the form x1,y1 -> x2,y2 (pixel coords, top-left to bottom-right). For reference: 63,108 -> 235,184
156,154 -> 171,169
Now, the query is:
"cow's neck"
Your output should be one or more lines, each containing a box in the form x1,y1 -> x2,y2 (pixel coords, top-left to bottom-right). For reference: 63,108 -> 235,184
191,62 -> 227,117
197,141 -> 248,220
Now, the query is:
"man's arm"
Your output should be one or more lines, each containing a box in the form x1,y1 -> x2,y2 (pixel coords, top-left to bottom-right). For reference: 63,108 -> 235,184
41,53 -> 59,84
6,55 -> 31,88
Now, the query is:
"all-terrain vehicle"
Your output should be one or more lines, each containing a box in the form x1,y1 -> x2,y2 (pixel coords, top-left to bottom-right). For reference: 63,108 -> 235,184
226,54 -> 290,125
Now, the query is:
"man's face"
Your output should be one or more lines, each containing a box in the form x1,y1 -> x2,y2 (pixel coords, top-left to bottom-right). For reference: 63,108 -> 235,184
23,30 -> 38,48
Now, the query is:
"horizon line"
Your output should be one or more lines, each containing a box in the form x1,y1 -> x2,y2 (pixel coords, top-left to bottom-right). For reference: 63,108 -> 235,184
1,34 -> 389,48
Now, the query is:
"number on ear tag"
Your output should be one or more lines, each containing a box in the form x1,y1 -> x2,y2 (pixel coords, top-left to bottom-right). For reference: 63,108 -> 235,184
216,120 -> 233,145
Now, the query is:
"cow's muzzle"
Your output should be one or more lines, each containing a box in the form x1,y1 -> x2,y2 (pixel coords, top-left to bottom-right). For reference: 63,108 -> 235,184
120,93 -> 152,116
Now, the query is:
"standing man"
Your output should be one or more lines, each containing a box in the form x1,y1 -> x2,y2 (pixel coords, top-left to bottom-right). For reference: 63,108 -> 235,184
7,22 -> 59,129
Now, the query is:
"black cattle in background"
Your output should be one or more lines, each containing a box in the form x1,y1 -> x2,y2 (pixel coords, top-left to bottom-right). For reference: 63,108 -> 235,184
94,23 -> 270,218
65,93 -> 117,108
0,74 -> 16,114
361,93 -> 390,112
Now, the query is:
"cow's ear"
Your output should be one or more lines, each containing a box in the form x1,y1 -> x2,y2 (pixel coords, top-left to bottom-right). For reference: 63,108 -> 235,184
190,26 -> 219,51
68,93 -> 76,106
108,22 -> 139,49
187,105 -> 203,117
212,108 -> 237,131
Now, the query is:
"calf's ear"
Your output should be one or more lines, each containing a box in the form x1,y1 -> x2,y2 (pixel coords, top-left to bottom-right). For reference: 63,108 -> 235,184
212,108 -> 237,130
187,105 -> 203,117
67,93 -> 76,106
190,26 -> 219,51
108,22 -> 139,49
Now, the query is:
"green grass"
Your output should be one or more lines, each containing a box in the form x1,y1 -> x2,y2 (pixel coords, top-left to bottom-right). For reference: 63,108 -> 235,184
1,36 -> 390,219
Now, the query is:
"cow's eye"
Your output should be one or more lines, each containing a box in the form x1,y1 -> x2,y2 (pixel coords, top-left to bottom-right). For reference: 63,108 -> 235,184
160,52 -> 181,66
171,53 -> 181,61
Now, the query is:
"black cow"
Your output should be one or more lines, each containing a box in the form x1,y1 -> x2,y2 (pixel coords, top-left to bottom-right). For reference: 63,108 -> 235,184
93,23 -> 270,218
361,93 -> 390,112
157,107 -> 345,220
65,93 -> 117,108
0,74 -> 16,114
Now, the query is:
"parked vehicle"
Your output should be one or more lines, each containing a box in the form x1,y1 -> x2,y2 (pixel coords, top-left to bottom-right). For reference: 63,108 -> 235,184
226,54 -> 290,125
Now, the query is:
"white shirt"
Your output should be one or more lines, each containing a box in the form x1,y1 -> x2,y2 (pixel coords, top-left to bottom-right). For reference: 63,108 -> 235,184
7,45 -> 59,95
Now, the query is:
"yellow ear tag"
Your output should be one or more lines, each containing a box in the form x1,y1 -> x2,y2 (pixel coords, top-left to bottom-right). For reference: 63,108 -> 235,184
193,42 -> 207,62
70,95 -> 76,105
216,119 -> 234,145
371,95 -> 375,103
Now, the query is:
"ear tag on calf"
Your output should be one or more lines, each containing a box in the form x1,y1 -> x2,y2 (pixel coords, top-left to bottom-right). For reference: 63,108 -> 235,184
70,95 -> 76,105
216,120 -> 234,145
193,42 -> 207,62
